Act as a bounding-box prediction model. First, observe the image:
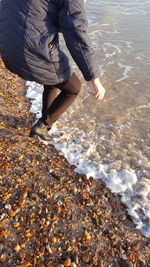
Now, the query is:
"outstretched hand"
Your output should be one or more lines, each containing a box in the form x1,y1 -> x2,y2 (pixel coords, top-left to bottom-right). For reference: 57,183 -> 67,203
90,78 -> 105,100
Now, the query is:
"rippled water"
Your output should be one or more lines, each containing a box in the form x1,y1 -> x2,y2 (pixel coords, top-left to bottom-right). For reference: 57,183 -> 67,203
27,0 -> 150,237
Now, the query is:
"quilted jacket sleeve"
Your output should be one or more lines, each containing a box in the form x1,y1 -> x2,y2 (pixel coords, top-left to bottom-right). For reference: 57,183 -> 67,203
58,0 -> 100,81
0,0 -> 6,55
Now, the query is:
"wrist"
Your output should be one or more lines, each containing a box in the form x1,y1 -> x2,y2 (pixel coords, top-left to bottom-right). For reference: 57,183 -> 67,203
90,78 -> 100,85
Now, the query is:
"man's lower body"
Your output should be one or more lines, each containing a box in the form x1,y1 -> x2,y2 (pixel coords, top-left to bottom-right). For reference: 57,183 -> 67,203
30,73 -> 81,140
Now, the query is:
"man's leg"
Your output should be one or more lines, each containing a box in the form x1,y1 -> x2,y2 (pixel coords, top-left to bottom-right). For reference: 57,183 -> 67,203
41,85 -> 58,120
45,73 -> 81,127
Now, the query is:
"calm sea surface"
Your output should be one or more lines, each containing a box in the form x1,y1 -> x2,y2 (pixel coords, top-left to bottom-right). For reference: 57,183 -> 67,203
27,0 -> 150,237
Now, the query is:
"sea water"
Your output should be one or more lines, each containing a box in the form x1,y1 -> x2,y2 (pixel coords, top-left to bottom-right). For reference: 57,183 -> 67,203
26,0 -> 150,238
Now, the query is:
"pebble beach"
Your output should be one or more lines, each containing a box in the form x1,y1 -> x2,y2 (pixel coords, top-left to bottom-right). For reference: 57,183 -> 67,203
0,60 -> 150,266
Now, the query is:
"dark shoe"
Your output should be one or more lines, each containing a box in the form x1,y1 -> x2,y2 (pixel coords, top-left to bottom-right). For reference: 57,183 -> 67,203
36,118 -> 51,131
29,119 -> 52,141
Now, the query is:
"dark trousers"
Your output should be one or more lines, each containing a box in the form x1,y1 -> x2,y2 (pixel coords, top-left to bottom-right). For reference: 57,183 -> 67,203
42,73 -> 81,127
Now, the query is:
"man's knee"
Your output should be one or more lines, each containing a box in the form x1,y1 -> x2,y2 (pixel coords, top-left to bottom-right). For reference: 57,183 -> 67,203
69,73 -> 82,95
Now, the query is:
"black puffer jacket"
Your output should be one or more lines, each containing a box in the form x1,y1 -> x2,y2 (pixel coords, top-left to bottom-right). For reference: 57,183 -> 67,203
0,0 -> 100,85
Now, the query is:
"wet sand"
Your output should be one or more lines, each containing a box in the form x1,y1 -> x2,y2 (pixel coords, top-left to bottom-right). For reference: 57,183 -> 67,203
0,59 -> 150,266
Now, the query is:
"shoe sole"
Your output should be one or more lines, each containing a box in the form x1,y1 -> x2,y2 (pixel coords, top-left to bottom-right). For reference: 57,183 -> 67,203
29,130 -> 35,137
29,129 -> 51,141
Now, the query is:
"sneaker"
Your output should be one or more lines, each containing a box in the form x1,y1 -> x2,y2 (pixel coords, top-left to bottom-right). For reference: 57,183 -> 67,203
29,119 -> 52,141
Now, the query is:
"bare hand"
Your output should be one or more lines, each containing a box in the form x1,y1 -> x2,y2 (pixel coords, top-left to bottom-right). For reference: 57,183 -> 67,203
90,78 -> 105,100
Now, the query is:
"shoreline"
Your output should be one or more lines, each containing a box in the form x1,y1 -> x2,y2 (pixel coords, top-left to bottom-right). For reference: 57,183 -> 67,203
0,59 -> 150,266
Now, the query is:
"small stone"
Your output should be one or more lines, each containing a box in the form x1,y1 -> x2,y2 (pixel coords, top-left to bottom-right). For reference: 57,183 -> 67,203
107,230 -> 116,240
70,263 -> 77,267
112,160 -> 122,170
80,192 -> 89,200
21,243 -> 26,249
14,243 -> 21,252
121,260 -> 135,267
144,161 -> 150,170
89,211 -> 97,219
4,204 -> 11,210
51,172 -> 60,180
120,253 -> 127,260
13,222 -> 20,228
46,244 -> 52,254
97,261 -> 105,267
93,255 -> 98,265
63,258 -> 72,266
3,193 -> 11,202
51,236 -> 57,243
0,253 -> 6,262
127,253 -> 136,263
91,217 -> 98,226
29,211 -> 35,218
70,165 -> 76,169
0,213 -> 6,221
58,152 -> 64,157
73,187 -> 78,194
71,238 -> 76,243
76,236 -> 82,242
132,242 -> 140,252
18,251 -> 25,260
82,253 -> 90,263
8,208 -> 20,217
120,214 -> 126,221
43,238 -> 49,244
49,168 -> 54,173
84,230 -> 91,240
75,256 -> 79,264
58,265 -> 64,267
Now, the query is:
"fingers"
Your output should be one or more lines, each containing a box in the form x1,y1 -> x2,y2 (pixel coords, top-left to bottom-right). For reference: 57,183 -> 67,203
90,79 -> 106,101
93,90 -> 105,100
92,93 -> 103,101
